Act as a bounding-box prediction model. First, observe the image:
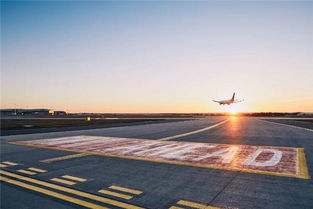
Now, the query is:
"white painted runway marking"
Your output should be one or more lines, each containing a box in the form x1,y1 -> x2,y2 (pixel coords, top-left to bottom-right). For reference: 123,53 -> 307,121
262,120 -> 313,133
11,136 -> 310,179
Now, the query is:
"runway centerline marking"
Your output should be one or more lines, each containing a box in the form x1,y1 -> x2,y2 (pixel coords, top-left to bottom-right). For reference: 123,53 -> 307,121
158,119 -> 229,141
10,135 -> 310,179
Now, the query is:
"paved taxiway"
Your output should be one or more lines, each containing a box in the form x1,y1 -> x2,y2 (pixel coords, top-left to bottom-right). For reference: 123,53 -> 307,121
1,117 -> 313,209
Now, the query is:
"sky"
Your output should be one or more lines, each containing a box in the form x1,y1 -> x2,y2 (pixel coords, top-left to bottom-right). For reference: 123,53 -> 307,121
1,1 -> 313,113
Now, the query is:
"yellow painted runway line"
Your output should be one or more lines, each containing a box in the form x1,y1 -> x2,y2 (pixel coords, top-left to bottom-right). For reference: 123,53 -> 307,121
2,161 -> 18,166
158,119 -> 229,141
98,189 -> 133,200
177,200 -> 221,209
0,163 -> 8,168
28,168 -> 47,173
62,175 -> 87,182
0,170 -> 145,209
297,148 -> 310,179
109,185 -> 143,195
51,178 -> 76,185
17,169 -> 36,175
169,206 -> 185,209
0,176 -> 109,209
41,153 -> 90,163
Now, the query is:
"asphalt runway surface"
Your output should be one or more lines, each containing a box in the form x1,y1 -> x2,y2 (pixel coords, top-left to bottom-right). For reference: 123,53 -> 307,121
1,116 -> 313,209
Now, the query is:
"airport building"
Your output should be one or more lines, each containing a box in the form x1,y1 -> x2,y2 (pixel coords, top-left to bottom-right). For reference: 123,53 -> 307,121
0,109 -> 65,116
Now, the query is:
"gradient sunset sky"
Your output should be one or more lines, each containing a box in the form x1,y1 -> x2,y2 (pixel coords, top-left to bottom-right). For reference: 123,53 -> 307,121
1,1 -> 312,113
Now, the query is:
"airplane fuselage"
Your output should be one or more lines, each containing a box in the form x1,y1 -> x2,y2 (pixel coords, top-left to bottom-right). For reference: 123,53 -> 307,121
213,93 -> 241,105
217,99 -> 234,105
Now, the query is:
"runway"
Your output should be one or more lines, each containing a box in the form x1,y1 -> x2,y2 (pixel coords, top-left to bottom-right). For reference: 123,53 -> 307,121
1,116 -> 313,209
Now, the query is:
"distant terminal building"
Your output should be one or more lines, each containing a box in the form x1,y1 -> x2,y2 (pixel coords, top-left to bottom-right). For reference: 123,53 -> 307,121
0,109 -> 66,116
297,112 -> 313,117
54,111 -> 67,116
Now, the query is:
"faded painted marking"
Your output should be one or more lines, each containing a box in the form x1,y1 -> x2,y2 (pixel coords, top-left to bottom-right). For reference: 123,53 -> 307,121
0,176 -> 109,209
298,148 -> 310,179
41,153 -> 90,163
0,170 -> 145,209
262,120 -> 313,132
109,185 -> 143,195
0,163 -> 8,168
28,168 -> 47,173
158,119 -> 229,141
11,136 -> 310,179
17,169 -> 36,175
177,200 -> 221,209
51,178 -> 76,185
62,175 -> 87,182
98,189 -> 133,200
2,161 -> 18,166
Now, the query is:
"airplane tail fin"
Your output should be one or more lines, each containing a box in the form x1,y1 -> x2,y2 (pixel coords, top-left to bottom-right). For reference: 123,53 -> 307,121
231,92 -> 235,101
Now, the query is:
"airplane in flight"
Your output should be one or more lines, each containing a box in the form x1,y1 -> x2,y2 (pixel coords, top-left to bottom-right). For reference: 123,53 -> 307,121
213,93 -> 243,105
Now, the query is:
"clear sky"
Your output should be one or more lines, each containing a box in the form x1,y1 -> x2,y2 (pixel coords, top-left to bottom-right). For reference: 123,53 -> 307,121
1,1 -> 313,113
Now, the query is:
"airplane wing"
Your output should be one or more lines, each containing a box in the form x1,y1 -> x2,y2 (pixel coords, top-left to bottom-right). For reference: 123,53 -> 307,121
212,100 -> 220,103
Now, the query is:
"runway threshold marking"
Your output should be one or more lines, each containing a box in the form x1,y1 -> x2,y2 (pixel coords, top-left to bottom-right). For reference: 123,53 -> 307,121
158,119 -> 229,141
1,161 -> 19,166
28,167 -> 47,173
0,164 -> 8,168
17,169 -> 37,175
1,161 -> 19,168
10,136 -> 310,179
173,200 -> 225,209
41,153 -> 90,163
261,119 -> 313,132
98,185 -> 143,200
0,176 -> 109,209
0,170 -> 145,209
51,175 -> 87,185
16,167 -> 47,175
51,178 -> 77,185
109,185 -> 143,195
98,189 -> 133,200
62,175 -> 87,182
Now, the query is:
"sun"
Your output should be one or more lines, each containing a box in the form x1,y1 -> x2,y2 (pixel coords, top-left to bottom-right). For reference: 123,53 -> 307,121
218,102 -> 247,115
228,109 -> 238,115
